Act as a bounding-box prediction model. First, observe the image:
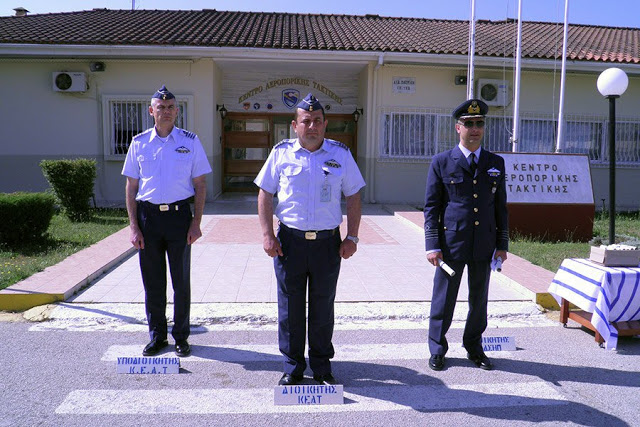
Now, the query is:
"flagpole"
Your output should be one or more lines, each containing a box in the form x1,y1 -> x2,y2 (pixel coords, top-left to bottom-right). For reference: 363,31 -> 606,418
555,0 -> 570,152
467,0 -> 477,100
511,0 -> 523,152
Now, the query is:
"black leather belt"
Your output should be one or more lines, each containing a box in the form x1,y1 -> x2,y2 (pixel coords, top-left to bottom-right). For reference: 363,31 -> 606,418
279,223 -> 339,240
139,199 -> 189,212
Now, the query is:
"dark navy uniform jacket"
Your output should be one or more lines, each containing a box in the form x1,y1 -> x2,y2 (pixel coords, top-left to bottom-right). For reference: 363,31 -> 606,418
424,145 -> 508,262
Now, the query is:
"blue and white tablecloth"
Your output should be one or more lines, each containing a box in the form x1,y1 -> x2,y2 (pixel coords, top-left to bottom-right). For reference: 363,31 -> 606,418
548,258 -> 640,350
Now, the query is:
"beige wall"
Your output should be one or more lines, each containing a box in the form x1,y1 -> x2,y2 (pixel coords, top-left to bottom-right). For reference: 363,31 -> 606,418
0,59 -> 222,205
377,65 -> 468,108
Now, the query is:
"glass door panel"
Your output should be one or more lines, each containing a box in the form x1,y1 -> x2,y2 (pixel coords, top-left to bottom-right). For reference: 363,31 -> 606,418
222,116 -> 270,192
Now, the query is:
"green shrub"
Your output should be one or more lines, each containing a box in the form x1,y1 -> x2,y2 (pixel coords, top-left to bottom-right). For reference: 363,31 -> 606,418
40,159 -> 96,221
0,192 -> 56,245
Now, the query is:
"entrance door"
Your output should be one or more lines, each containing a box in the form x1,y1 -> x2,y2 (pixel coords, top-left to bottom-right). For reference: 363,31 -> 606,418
325,115 -> 357,157
222,115 -> 270,192
221,113 -> 357,192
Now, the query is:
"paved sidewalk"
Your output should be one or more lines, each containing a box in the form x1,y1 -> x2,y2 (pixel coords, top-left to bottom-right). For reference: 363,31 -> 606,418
70,197 -> 538,305
1,195 -> 557,311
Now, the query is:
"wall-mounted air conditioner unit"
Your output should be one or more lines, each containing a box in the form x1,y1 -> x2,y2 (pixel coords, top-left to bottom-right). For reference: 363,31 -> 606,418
52,72 -> 87,92
476,79 -> 508,107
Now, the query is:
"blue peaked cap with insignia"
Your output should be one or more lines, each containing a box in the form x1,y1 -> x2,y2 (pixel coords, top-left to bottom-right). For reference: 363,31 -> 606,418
296,93 -> 323,113
452,98 -> 488,120
152,85 -> 175,101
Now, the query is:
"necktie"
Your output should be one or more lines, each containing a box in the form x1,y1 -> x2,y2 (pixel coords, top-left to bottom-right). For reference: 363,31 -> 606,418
469,153 -> 477,177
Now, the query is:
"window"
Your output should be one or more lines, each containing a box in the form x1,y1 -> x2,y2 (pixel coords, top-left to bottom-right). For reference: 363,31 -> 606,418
564,120 -> 603,161
102,95 -> 191,158
609,121 -> 640,164
380,108 -> 638,165
519,118 -> 557,154
380,109 -> 456,159
484,116 -> 513,153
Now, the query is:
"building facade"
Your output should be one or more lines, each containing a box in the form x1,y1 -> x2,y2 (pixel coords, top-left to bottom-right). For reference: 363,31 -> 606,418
1,10 -> 639,208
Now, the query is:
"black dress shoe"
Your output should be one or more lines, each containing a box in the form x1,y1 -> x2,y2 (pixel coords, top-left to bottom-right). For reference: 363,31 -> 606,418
142,339 -> 168,356
429,354 -> 445,371
278,373 -> 303,386
467,353 -> 493,370
313,373 -> 337,385
175,340 -> 191,357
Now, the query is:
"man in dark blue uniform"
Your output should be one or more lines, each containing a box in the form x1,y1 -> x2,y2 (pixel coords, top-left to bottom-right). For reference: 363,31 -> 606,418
424,99 -> 508,371
255,93 -> 365,386
122,85 -> 212,358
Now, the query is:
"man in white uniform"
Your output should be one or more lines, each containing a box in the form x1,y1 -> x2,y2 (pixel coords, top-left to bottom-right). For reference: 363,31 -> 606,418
255,93 -> 365,386
122,85 -> 212,358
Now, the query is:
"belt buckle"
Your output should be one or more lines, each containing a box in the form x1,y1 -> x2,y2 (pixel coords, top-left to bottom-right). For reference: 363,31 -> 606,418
304,231 -> 317,240
159,204 -> 169,212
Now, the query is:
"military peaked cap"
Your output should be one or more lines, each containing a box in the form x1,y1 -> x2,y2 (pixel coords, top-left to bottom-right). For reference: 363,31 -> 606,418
452,98 -> 488,120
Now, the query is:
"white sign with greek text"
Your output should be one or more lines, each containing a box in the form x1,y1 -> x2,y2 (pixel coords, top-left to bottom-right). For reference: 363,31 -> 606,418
500,153 -> 594,204
482,336 -> 516,352
274,384 -> 344,405
392,76 -> 416,93
116,356 -> 180,374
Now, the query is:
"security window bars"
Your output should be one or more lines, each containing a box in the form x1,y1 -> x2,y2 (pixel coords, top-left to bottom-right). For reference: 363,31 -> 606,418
564,120 -> 603,160
380,109 -> 456,159
608,121 -> 640,164
103,96 -> 188,157
380,108 -> 638,165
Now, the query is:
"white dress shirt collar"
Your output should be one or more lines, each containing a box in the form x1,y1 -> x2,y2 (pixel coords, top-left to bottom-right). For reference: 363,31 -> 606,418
150,126 -> 176,142
458,143 -> 482,163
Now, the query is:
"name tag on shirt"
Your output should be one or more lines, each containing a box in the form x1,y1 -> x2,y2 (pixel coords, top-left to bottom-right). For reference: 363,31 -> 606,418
320,183 -> 331,202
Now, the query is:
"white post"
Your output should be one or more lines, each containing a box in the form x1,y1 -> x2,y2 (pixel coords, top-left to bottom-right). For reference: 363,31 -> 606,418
555,0 -> 570,152
467,0 -> 477,100
511,0 -> 523,152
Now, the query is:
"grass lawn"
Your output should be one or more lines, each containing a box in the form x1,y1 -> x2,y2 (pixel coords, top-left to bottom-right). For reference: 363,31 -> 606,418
0,208 -> 128,291
510,211 -> 640,272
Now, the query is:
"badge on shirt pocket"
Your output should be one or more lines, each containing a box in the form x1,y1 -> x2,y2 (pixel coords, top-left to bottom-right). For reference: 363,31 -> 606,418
320,183 -> 331,202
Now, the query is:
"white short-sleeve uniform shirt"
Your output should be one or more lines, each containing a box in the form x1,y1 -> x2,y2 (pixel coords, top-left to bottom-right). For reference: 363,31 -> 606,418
254,138 -> 366,231
122,126 -> 212,204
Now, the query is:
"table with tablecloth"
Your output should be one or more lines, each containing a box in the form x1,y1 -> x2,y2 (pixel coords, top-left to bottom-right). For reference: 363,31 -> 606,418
548,258 -> 640,350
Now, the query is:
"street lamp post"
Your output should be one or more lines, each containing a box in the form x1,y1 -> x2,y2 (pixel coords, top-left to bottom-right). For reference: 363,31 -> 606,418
597,67 -> 629,245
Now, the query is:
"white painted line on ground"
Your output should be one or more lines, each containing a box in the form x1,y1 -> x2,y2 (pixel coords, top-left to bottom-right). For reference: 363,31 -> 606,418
55,382 -> 567,414
101,342 -> 515,362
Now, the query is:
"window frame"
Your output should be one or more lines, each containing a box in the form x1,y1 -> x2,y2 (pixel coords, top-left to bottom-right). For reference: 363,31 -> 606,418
602,119 -> 640,165
379,109 -> 455,161
378,107 -> 639,167
101,94 -> 194,160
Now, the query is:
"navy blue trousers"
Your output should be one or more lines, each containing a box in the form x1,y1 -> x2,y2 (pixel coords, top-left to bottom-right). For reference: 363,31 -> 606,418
137,202 -> 192,342
274,226 -> 342,376
428,260 -> 491,356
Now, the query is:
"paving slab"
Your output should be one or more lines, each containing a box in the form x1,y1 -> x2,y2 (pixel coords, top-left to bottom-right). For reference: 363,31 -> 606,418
1,196 -> 552,311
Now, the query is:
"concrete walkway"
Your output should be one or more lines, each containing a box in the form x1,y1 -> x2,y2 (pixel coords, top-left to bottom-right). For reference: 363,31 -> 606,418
0,195 -> 556,311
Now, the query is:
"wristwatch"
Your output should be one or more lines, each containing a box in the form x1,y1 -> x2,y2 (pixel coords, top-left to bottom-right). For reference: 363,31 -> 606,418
346,235 -> 359,244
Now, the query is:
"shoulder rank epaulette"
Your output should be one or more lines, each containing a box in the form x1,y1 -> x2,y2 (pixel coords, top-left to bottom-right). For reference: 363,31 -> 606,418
327,139 -> 349,151
181,130 -> 196,139
273,139 -> 295,149
132,128 -> 153,140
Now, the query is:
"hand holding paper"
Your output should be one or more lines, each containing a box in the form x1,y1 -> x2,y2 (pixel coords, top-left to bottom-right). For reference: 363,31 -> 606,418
437,258 -> 456,277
